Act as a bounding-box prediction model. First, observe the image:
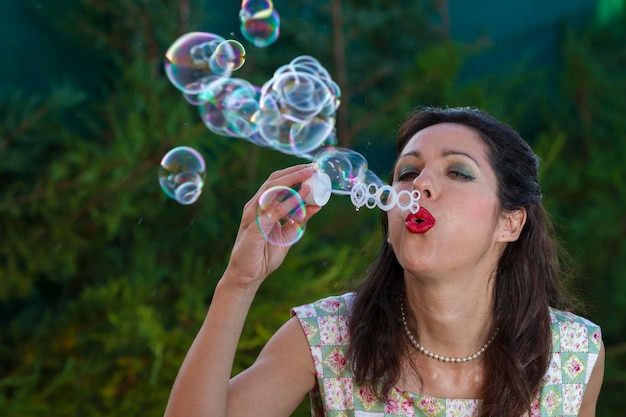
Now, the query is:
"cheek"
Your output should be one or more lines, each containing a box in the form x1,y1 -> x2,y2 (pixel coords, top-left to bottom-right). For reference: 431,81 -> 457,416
455,198 -> 500,232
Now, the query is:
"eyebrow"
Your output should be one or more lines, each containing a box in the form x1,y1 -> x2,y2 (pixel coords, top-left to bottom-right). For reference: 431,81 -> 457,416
398,149 -> 481,168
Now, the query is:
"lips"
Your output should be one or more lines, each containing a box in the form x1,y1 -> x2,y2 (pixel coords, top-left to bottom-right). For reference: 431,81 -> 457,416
405,207 -> 436,234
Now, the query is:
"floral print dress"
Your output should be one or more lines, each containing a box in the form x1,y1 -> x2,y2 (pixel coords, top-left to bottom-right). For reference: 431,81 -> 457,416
291,293 -> 602,417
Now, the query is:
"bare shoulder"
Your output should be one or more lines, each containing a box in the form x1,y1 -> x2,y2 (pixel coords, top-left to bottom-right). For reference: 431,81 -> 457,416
227,316 -> 317,417
578,339 -> 605,417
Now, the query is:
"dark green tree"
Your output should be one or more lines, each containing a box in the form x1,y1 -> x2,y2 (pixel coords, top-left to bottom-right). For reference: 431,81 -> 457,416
0,0 -> 451,415
1,0 -> 624,416
532,14 -> 626,413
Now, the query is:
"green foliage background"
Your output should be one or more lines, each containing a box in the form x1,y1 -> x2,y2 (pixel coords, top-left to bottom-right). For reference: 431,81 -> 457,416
1,0 -> 624,415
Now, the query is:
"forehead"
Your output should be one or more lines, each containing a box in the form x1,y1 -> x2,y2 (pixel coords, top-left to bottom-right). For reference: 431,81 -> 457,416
401,122 -> 488,157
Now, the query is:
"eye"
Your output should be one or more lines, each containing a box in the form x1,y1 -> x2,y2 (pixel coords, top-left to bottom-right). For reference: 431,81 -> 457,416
449,168 -> 475,181
395,166 -> 420,182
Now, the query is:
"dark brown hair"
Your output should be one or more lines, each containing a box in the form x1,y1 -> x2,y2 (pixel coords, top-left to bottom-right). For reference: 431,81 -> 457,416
347,106 -> 574,417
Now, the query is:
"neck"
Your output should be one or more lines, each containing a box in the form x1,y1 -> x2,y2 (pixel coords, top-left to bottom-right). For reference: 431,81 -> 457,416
403,271 -> 496,360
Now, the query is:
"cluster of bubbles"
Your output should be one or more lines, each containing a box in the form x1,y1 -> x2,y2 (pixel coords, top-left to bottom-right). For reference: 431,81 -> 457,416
160,2 -> 420,245
159,146 -> 206,205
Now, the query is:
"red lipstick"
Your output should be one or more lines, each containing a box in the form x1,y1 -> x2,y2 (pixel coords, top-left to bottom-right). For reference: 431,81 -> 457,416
405,207 -> 436,234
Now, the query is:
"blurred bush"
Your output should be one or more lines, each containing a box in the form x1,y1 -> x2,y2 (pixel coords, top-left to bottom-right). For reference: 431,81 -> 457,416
0,0 -> 624,416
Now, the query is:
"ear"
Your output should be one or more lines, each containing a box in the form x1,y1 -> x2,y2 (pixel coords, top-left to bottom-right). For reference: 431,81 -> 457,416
497,209 -> 527,243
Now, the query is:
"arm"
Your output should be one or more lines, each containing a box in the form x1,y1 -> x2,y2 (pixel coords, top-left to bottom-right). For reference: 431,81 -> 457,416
228,316 -> 318,415
164,164 -> 321,417
578,340 -> 605,417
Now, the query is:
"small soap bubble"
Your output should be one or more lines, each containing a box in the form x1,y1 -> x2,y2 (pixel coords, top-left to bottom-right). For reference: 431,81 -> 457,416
212,40 -> 246,72
240,8 -> 280,48
159,146 -> 206,205
255,186 -> 306,246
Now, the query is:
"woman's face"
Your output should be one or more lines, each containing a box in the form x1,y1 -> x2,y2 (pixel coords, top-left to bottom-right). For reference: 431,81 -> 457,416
387,122 -> 512,279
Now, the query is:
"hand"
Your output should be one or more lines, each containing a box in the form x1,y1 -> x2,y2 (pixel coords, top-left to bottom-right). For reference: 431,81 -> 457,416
224,164 -> 323,291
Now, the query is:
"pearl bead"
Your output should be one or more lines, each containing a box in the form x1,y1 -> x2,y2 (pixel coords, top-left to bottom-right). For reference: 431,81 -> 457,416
400,303 -> 498,364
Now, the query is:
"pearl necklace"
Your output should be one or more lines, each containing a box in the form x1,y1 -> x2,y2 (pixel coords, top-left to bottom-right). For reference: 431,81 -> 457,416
400,303 -> 498,363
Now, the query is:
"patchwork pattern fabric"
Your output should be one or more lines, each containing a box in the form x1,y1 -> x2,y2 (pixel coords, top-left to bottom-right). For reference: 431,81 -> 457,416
291,293 -> 601,417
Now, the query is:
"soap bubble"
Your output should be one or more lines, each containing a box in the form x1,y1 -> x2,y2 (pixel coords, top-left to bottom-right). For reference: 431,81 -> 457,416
255,186 -> 307,246
313,147 -> 368,193
165,32 -> 234,94
159,146 -> 206,205
212,39 -> 246,71
198,77 -> 260,139
240,8 -> 280,48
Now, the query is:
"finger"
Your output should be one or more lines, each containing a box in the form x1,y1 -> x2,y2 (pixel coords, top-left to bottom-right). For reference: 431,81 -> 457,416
260,164 -> 316,193
257,187 -> 306,224
243,165 -> 316,223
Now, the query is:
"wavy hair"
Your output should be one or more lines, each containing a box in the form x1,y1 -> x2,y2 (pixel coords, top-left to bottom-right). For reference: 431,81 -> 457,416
347,106 -> 575,417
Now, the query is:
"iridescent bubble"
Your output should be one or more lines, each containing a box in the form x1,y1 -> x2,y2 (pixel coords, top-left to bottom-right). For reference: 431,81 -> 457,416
240,0 -> 274,20
198,77 -> 260,138
253,56 -> 340,156
212,40 -> 246,72
255,186 -> 306,246
159,146 -> 206,205
240,9 -> 280,48
314,147 -> 368,193
164,32 -> 231,94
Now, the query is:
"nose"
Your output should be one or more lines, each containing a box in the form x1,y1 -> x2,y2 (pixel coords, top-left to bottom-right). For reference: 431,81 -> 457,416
412,171 -> 433,199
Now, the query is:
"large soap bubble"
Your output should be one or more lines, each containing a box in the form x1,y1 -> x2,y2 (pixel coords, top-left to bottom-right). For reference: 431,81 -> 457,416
165,32 -> 240,95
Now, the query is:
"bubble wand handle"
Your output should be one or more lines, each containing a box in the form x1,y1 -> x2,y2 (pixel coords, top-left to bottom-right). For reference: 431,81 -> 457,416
350,183 -> 421,213
302,172 -> 332,206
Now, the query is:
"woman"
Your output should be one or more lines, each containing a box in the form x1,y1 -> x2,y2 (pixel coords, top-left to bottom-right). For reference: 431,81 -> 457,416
163,106 -> 604,417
